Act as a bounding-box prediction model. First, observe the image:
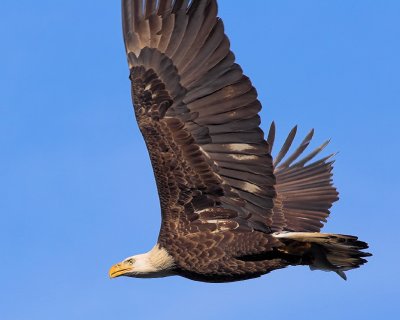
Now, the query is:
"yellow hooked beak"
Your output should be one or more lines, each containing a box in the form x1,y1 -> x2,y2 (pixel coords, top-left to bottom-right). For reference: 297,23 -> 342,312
109,261 -> 133,278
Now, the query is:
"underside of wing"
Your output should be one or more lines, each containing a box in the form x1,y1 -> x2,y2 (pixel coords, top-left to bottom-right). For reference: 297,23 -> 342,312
122,0 -> 276,233
268,123 -> 339,232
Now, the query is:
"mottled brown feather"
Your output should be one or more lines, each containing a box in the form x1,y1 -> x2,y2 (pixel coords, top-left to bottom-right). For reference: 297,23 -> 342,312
123,0 -> 276,237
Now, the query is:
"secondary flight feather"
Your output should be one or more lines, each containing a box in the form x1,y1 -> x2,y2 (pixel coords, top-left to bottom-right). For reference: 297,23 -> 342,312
109,0 -> 371,282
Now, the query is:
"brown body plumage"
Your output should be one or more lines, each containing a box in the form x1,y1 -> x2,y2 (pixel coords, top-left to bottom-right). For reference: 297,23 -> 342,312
109,0 -> 371,283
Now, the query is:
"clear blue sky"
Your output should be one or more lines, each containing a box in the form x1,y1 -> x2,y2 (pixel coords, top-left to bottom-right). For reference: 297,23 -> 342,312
1,1 -> 399,319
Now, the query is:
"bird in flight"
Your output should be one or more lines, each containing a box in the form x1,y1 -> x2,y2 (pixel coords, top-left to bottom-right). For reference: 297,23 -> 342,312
109,0 -> 371,283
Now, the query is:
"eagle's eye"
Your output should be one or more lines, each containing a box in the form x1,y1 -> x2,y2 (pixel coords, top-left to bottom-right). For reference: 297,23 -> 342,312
125,258 -> 135,265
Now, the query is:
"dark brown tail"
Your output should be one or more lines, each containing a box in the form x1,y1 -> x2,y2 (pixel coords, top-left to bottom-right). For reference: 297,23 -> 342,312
273,232 -> 371,280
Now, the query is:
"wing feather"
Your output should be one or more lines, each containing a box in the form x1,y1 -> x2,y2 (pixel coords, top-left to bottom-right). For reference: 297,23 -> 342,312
122,0 -> 276,234
269,125 -> 339,232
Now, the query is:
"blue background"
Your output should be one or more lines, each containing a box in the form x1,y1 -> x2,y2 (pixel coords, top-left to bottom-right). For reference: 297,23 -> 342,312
1,1 -> 399,319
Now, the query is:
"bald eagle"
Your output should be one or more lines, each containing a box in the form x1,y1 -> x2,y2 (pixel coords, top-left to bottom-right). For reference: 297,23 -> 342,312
109,0 -> 371,283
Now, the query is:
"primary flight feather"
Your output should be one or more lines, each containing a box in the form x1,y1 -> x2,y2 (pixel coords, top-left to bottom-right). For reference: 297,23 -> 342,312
109,0 -> 371,283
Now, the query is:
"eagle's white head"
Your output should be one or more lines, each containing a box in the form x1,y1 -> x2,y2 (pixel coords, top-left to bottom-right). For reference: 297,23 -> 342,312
109,244 -> 175,278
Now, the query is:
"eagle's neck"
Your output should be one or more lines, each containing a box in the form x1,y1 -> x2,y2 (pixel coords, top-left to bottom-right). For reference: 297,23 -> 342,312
133,244 -> 175,277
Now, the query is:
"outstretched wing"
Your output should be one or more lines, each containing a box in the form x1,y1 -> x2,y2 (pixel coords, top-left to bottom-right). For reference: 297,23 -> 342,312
122,0 -> 276,234
268,123 -> 339,232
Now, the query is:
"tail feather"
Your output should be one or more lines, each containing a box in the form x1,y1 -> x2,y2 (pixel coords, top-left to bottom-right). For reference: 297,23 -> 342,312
273,232 -> 371,280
